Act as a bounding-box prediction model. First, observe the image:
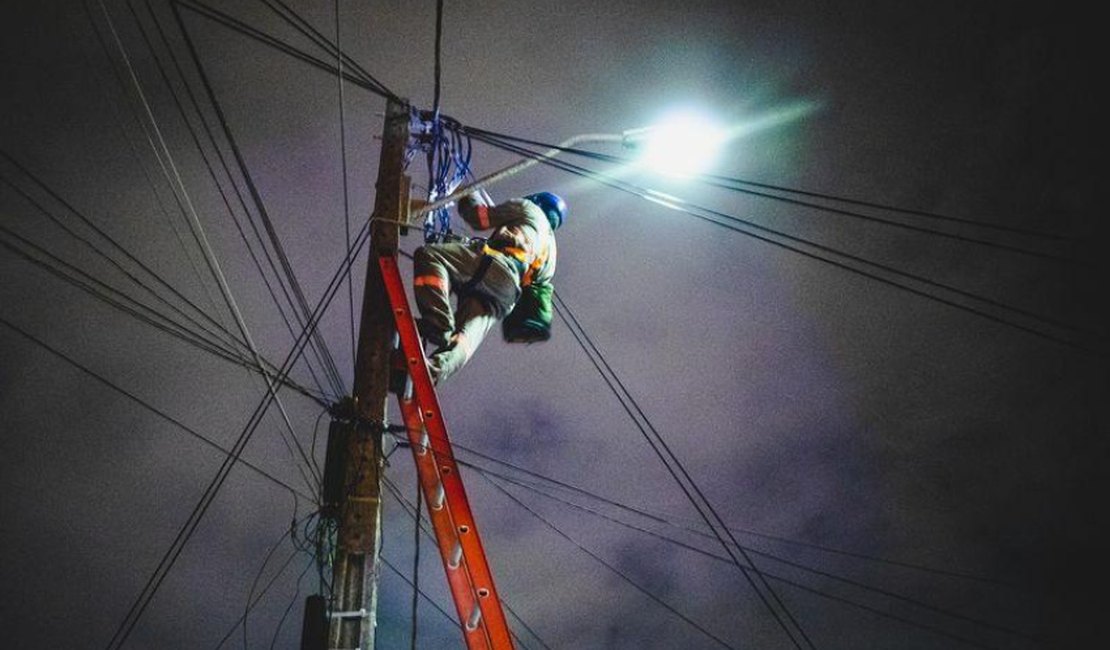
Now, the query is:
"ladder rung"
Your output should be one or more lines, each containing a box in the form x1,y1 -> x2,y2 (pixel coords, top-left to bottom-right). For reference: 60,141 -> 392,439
466,604 -> 483,631
449,539 -> 463,569
432,480 -> 446,510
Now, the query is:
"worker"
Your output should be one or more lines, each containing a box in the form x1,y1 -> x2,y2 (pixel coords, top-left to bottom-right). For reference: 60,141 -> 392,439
408,190 -> 565,385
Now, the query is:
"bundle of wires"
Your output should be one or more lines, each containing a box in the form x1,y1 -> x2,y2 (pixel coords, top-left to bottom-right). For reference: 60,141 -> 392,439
407,109 -> 472,243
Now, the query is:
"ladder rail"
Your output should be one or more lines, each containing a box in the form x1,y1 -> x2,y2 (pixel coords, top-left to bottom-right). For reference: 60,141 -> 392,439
379,255 -> 514,650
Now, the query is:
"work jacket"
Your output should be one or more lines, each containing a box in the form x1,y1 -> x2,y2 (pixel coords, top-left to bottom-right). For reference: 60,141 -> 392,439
457,195 -> 557,289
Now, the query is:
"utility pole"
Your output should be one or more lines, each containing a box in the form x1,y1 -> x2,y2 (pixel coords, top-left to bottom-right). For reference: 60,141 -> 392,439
317,97 -> 410,650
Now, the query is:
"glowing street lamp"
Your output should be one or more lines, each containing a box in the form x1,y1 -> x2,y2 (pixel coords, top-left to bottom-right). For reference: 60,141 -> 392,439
408,113 -> 728,223
623,111 -> 729,178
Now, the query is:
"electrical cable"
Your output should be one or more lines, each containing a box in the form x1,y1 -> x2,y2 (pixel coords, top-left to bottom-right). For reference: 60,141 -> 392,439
481,462 -> 1038,646
0,225 -> 298,397
411,473 -> 422,650
91,0 -> 327,506
550,286 -> 815,649
0,315 -> 315,502
133,0 -> 339,402
240,520 -> 295,650
99,164 -> 375,650
464,126 -> 1073,242
0,225 -> 327,404
65,7 -> 237,336
143,0 -> 333,481
433,0 -> 444,115
173,0 -> 386,97
481,473 -> 739,649
145,1 -> 348,400
210,548 -> 312,649
333,0 -> 357,377
0,156 -> 251,364
382,477 -> 545,650
442,435 -> 1018,590
472,132 -> 1105,353
267,555 -> 315,650
82,0 -> 248,341
260,0 -> 400,101
381,556 -> 463,633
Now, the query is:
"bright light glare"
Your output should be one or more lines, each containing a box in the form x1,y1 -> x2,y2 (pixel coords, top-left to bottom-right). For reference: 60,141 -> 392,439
635,112 -> 727,177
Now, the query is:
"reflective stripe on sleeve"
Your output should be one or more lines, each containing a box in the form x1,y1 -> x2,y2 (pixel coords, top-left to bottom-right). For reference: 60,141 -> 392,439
414,274 -> 447,291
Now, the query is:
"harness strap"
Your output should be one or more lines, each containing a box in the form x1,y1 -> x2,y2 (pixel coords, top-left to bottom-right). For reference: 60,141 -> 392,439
520,237 -> 551,288
462,238 -> 549,295
457,254 -> 495,296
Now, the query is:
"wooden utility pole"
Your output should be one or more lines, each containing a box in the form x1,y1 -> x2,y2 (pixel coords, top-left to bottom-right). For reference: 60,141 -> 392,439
324,97 -> 410,650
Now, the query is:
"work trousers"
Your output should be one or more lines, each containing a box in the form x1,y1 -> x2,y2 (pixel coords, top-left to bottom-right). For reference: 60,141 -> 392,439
412,242 -> 520,383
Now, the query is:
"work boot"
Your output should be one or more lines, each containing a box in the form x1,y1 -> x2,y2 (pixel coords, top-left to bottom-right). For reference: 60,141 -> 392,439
415,317 -> 450,349
426,339 -> 468,386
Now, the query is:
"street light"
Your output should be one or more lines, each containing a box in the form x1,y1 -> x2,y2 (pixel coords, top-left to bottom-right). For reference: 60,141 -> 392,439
408,115 -> 728,223
623,110 -> 728,178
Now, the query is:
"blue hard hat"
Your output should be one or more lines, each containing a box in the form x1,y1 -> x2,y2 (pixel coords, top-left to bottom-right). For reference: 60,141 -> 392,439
524,192 -> 567,230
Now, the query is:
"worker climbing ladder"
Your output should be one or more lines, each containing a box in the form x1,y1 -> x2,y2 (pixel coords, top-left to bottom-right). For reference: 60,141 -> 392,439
379,254 -> 514,650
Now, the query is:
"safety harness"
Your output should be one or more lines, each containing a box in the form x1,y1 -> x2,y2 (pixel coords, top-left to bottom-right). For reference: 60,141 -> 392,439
453,232 -> 555,343
458,238 -> 550,296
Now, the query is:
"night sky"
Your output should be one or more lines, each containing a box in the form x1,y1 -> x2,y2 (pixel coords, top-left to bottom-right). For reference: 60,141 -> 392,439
1,1 -> 1106,649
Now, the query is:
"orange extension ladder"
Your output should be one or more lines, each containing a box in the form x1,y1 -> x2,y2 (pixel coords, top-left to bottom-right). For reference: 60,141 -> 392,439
379,254 -> 514,650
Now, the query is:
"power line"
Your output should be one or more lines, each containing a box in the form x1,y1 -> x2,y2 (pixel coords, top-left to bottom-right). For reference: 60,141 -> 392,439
388,430 -> 1022,650
333,0 -> 357,378
433,0 -> 444,115
140,0 -> 348,399
0,315 -> 314,502
131,0 -> 340,401
210,545 -> 310,649
130,0 -> 333,481
382,477 -> 549,650
98,127 -> 376,649
0,223 -> 283,386
463,126 -> 1072,242
552,288 -> 816,649
471,133 -> 1105,353
259,0 -> 400,101
0,155 -> 251,363
481,473 -> 739,649
480,463 -> 1038,646
445,438 -> 1019,590
0,219 -> 328,406
267,558 -> 315,650
70,4 -> 235,335
171,0 -> 375,96
239,518 -> 296,650
90,0 -> 326,504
